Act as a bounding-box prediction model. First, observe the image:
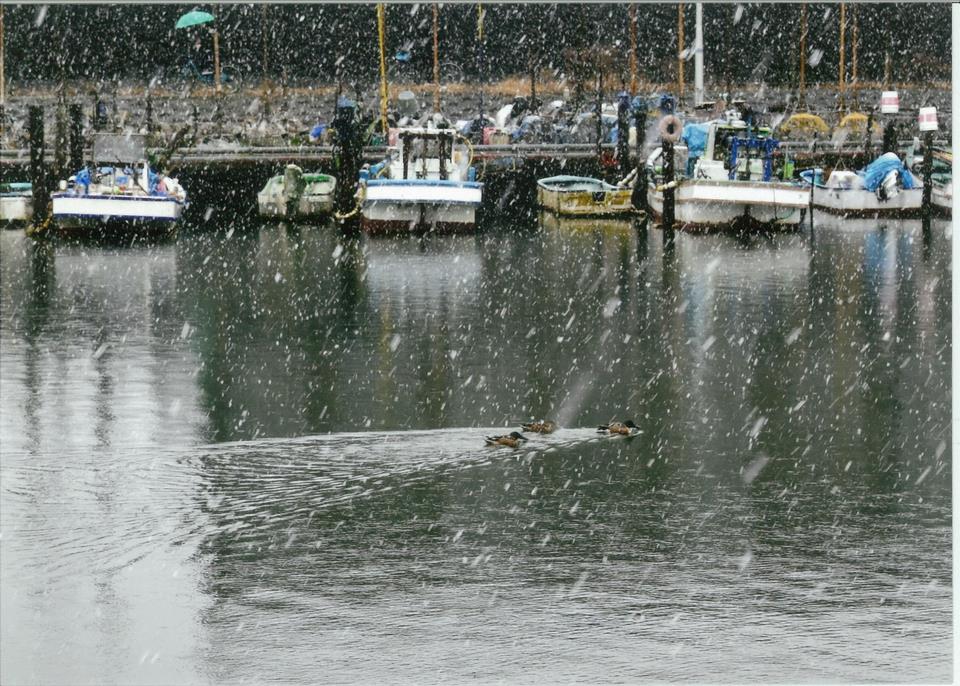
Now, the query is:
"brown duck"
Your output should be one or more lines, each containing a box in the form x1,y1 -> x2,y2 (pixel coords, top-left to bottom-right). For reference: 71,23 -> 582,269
485,431 -> 529,448
520,420 -> 558,434
597,420 -> 640,436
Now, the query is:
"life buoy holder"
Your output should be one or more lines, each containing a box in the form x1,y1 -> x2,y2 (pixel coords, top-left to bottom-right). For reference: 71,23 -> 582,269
658,115 -> 683,144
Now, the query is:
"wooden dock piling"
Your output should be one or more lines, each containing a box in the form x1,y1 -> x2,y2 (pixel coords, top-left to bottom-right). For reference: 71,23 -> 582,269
631,101 -> 647,212
617,92 -> 630,178
921,131 -> 933,231
68,104 -> 84,173
28,106 -> 49,226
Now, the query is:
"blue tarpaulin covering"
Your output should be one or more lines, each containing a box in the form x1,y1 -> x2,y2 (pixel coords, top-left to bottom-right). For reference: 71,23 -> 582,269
681,122 -> 712,159
860,152 -> 917,191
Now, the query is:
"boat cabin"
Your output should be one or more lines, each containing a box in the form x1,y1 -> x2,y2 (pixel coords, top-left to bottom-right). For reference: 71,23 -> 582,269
376,128 -> 473,183
693,120 -> 782,182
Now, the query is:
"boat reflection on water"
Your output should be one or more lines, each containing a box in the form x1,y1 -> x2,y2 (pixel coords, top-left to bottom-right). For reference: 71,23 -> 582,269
538,210 -> 638,235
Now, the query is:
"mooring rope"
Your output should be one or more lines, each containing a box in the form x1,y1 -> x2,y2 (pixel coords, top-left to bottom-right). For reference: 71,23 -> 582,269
334,183 -> 366,221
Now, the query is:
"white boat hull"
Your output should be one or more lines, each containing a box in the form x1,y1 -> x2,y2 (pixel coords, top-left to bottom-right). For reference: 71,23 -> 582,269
52,193 -> 184,229
808,186 -> 923,217
931,182 -> 951,216
258,194 -> 335,219
1,195 -> 33,224
361,181 -> 482,233
647,179 -> 809,229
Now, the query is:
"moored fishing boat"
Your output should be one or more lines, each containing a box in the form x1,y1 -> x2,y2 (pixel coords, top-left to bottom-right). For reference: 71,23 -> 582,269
52,162 -> 187,232
258,165 -> 336,219
359,127 -> 482,234
1,182 -> 33,227
537,175 -> 636,217
646,115 -> 809,231
799,152 -> 922,218
925,148 -> 951,216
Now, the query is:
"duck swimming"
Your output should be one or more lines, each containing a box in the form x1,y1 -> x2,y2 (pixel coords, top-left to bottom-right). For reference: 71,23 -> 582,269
485,431 -> 529,448
597,420 -> 640,436
520,420 -> 557,434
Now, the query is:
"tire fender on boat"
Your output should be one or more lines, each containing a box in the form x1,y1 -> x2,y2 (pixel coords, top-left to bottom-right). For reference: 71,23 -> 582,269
658,115 -> 683,144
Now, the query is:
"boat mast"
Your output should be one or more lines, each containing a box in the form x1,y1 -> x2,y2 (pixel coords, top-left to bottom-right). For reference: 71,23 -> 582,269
377,3 -> 389,135
851,4 -> 858,107
694,3 -> 703,106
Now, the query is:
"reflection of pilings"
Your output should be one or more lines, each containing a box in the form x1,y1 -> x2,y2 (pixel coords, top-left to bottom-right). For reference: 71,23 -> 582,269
28,106 -> 49,224
921,131 -> 932,235
69,104 -> 84,172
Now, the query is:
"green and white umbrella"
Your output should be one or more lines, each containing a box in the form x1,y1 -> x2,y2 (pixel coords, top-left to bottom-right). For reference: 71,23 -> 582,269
175,10 -> 215,30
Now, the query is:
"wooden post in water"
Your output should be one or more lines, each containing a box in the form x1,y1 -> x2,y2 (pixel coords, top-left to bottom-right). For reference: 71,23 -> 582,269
213,28 -> 222,95
377,3 -> 389,136
54,90 -> 67,181
68,104 -> 84,173
595,58 -> 603,166
632,104 -> 647,212
28,106 -> 49,227
146,91 -> 155,135
629,4 -> 638,96
677,3 -> 684,105
799,3 -> 807,107
662,140 -> 675,246
433,4 -> 441,114
851,4 -> 858,108
881,121 -> 897,155
838,3 -> 846,115
332,98 -> 362,236
921,130 -> 933,231
0,5 -> 5,111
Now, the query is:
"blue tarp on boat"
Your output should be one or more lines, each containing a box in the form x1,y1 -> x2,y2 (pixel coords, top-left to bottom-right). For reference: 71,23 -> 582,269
682,122 -> 712,159
860,152 -> 917,191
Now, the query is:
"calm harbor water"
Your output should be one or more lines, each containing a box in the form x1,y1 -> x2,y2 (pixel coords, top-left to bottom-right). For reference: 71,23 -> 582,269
0,215 -> 952,684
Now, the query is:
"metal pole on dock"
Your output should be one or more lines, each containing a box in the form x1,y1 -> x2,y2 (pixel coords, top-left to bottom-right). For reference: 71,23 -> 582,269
662,139 -> 675,246
68,104 -> 84,173
28,106 -> 49,229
